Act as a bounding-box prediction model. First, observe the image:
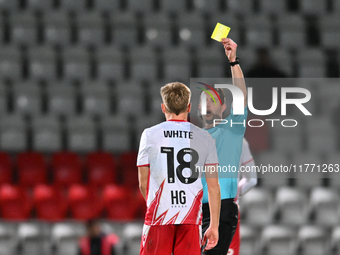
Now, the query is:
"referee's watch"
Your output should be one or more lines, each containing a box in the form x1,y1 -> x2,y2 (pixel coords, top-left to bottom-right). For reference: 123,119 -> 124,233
229,57 -> 240,66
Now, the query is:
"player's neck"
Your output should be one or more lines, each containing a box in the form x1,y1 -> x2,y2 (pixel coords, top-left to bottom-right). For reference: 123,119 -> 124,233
165,112 -> 188,121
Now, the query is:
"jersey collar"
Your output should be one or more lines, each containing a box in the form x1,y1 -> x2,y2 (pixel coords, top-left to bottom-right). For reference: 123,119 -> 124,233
167,119 -> 188,122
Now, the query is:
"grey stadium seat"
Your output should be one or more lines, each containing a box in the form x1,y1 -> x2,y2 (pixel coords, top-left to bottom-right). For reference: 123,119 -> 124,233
300,0 -> 327,14
94,0 -> 120,12
32,115 -> 62,153
10,12 -> 37,46
277,14 -> 306,49
115,81 -> 145,116
258,0 -> 286,13
144,14 -> 172,47
244,15 -> 274,47
27,0 -> 54,11
239,224 -> 258,255
197,48 -> 226,78
60,0 -> 86,11
111,13 -> 138,46
130,46 -> 158,80
76,12 -> 105,46
270,123 -> 303,153
309,187 -> 339,227
0,0 -> 18,11
320,15 -> 340,48
43,11 -> 71,46
0,46 -> 22,81
331,226 -> 340,255
47,84 -> 77,117
96,46 -> 124,81
62,46 -> 91,82
17,222 -> 51,255
177,13 -> 206,47
122,223 -> 143,255
0,114 -> 27,152
159,0 -> 187,13
0,221 -> 18,255
127,0 -> 154,13
260,225 -> 296,255
163,47 -> 191,81
297,226 -> 328,255
13,83 -> 42,116
275,187 -> 308,226
51,222 -> 86,255
81,81 -> 111,116
0,84 -> 8,116
101,114 -> 131,152
66,116 -> 97,153
135,115 -> 164,140
28,46 -> 57,82
192,0 -> 221,14
227,0 -> 254,14
296,48 -> 326,77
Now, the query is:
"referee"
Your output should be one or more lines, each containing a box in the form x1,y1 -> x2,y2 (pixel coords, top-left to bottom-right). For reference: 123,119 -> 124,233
200,38 -> 248,255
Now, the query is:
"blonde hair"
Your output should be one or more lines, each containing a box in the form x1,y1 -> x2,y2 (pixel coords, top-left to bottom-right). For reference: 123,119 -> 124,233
160,82 -> 191,115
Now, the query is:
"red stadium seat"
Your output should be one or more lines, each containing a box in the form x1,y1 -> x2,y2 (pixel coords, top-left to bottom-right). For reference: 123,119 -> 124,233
17,152 -> 47,187
68,184 -> 102,220
133,188 -> 147,219
119,151 -> 138,169
52,151 -> 82,187
119,151 -> 138,188
0,184 -> 32,220
33,184 -> 68,221
103,184 -> 135,220
0,152 -> 12,184
86,151 -> 117,187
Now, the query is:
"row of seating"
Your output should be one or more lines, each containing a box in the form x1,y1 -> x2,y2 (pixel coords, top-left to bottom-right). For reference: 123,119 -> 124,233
0,0 -> 339,14
0,183 -> 145,221
0,151 -> 138,186
0,220 -> 339,255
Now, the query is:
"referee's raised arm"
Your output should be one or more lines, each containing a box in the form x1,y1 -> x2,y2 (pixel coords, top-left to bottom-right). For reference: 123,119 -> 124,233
221,38 -> 247,108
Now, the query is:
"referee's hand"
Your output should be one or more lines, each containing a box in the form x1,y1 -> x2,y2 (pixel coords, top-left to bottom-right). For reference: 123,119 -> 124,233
221,38 -> 237,62
202,226 -> 218,251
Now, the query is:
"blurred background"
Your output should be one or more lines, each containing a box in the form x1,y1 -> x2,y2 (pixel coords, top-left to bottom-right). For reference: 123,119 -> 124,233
0,0 -> 340,254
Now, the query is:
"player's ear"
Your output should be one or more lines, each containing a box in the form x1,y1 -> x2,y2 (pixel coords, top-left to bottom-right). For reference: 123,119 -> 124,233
161,103 -> 167,113
221,103 -> 227,113
187,103 -> 191,113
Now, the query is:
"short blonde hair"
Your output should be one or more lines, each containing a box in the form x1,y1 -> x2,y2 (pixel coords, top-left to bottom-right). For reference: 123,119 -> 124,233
160,82 -> 191,115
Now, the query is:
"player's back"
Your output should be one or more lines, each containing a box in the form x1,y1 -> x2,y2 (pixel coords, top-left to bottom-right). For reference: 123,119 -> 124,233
138,119 -> 218,225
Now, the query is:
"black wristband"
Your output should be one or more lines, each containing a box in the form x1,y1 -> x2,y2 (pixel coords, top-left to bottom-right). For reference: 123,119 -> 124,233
229,57 -> 240,66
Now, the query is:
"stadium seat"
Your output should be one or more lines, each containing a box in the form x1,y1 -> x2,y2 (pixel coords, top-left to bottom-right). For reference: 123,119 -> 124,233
122,223 -> 143,255
111,13 -> 138,46
62,47 -> 91,82
101,115 -> 131,153
0,114 -> 27,152
0,184 -> 32,220
0,222 -> 17,255
192,0 -> 220,14
239,188 -> 274,226
27,0 -> 54,10
130,46 -> 158,80
66,116 -> 97,153
81,81 -> 111,116
133,189 -> 147,219
0,151 -> 12,184
177,13 -> 206,47
260,225 -> 296,255
270,123 -> 303,153
17,152 -> 47,187
197,47 -> 227,78
296,48 -> 326,77
0,84 -> 7,116
32,115 -> 62,153
135,115 -> 164,140
86,151 -> 117,187
43,11 -> 71,46
277,14 -> 306,49
127,0 -> 154,13
17,222 -> 51,255
51,222 -> 86,255
159,0 -> 187,13
163,47 -> 191,81
297,225 -> 328,255
239,225 -> 258,255
28,46 -> 57,82
300,0 -> 327,14
13,82 -> 42,115
94,0 -> 120,12
10,12 -> 37,46
47,84 -> 76,117
103,185 -> 135,220
68,184 -> 102,220
0,46 -> 22,81
52,151 -> 82,187
119,151 -> 139,188
144,14 -> 172,47
309,187 -> 339,226
258,0 -> 286,13
271,48 -> 294,76
256,152 -> 290,188
76,12 -> 105,46
244,15 -> 274,47
116,81 -> 145,116
60,0 -> 86,11
318,80 -> 340,114
275,187 -> 308,226
331,226 -> 340,255
33,184 -> 68,221
0,0 -> 18,10
319,15 -> 340,48
96,46 -> 124,81
227,0 -> 254,14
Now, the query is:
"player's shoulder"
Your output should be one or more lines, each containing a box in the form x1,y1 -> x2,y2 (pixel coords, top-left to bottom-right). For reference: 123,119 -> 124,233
189,123 -> 214,139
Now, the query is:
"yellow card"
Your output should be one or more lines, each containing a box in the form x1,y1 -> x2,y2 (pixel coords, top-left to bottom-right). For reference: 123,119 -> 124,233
211,23 -> 231,42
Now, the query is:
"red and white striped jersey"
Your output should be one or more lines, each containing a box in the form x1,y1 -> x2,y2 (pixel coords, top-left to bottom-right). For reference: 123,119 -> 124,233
137,120 -> 218,226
